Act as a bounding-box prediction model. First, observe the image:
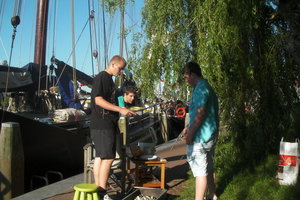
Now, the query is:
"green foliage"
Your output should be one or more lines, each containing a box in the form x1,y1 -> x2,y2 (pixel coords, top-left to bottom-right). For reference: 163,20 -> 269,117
173,171 -> 195,200
128,0 -> 192,101
100,0 -> 134,15
0,96 -> 9,109
174,144 -> 300,200
129,0 -> 299,171
127,1 -> 300,197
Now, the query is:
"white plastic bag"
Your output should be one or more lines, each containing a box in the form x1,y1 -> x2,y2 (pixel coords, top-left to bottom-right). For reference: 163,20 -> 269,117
277,138 -> 299,185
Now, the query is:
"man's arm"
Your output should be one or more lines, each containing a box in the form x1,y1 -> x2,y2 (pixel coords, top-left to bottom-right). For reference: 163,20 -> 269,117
95,96 -> 136,117
185,107 -> 206,145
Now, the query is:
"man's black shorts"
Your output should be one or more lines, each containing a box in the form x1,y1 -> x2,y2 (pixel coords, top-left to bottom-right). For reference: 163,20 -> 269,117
90,128 -> 118,159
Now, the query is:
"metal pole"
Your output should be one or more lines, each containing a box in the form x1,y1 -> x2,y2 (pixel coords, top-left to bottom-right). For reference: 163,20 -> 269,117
70,0 -> 77,98
161,113 -> 169,142
118,116 -> 127,197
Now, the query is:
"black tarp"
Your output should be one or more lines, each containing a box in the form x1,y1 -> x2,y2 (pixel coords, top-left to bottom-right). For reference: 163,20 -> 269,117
0,63 -> 47,92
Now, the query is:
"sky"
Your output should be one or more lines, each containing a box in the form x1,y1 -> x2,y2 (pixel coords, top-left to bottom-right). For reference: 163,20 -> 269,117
0,0 -> 144,77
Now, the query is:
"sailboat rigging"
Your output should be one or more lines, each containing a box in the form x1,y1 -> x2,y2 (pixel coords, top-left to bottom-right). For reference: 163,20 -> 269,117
0,0 -> 147,196
0,0 -> 94,193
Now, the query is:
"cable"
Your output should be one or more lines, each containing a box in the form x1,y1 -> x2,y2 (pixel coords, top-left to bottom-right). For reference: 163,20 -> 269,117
119,0 -> 124,56
87,0 -> 95,76
0,0 -> 7,33
1,0 -> 22,123
17,0 -> 26,68
13,0 -> 22,17
0,36 -> 8,60
28,0 -> 37,63
90,0 -> 99,73
102,0 -> 108,67
54,17 -> 90,87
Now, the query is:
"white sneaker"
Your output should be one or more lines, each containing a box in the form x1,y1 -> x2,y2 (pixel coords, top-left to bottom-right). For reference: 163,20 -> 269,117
205,195 -> 219,200
103,194 -> 113,200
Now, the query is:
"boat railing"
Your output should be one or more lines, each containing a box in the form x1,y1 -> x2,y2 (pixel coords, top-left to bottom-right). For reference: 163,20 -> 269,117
124,104 -> 161,145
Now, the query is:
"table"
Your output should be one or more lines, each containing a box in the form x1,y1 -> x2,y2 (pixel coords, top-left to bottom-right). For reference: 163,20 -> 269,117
132,158 -> 167,189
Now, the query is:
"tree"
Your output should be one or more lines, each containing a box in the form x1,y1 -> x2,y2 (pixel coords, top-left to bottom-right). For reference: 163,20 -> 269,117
128,0 -> 192,100
129,0 -> 298,163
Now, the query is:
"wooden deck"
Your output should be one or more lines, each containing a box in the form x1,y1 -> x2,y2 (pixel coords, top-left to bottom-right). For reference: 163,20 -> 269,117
11,139 -> 189,200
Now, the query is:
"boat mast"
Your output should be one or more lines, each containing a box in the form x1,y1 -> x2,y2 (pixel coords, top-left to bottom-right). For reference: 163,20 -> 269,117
119,0 -> 124,57
70,0 -> 77,97
119,0 -> 125,85
34,0 -> 49,66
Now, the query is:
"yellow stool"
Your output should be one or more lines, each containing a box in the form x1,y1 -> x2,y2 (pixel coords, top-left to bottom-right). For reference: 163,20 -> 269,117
73,183 -> 99,200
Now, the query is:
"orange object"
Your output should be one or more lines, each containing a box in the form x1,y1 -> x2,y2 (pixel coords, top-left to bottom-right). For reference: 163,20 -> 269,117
176,107 -> 186,118
132,159 -> 167,189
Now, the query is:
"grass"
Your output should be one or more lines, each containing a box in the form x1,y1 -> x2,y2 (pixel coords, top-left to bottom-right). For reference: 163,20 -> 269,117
173,171 -> 195,200
220,155 -> 300,200
173,103 -> 300,199
174,154 -> 300,200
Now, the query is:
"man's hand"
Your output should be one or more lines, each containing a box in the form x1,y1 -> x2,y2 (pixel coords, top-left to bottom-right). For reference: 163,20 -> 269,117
183,107 -> 205,145
185,131 -> 194,145
180,125 -> 193,145
119,107 -> 136,117
181,126 -> 188,139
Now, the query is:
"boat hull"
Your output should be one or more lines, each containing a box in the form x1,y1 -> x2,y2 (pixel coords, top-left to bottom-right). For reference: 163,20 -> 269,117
0,109 -> 88,192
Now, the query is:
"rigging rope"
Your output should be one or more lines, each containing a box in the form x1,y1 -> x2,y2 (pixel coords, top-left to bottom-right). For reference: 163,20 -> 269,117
45,0 -> 53,90
119,0 -> 124,57
54,17 -> 90,88
96,2 -> 102,70
102,0 -> 108,67
1,0 -> 22,122
49,0 -> 58,88
81,43 -> 90,71
0,0 -> 7,32
52,0 -> 58,59
17,0 -> 26,68
90,0 -> 100,73
0,37 -> 8,60
87,0 -> 95,76
28,0 -> 37,63
13,0 -> 22,17
8,0 -> 21,67
124,34 -> 128,60
107,14 -> 117,60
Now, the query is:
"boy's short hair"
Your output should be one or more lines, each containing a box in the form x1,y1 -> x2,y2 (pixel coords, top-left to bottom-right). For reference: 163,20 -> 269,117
110,55 -> 127,66
124,85 -> 137,95
182,61 -> 202,77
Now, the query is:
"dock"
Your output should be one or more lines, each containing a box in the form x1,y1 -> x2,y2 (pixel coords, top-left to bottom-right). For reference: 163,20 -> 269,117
11,139 -> 189,200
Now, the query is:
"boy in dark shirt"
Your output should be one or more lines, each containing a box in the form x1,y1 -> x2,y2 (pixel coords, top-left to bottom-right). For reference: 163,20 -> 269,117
90,55 -> 136,199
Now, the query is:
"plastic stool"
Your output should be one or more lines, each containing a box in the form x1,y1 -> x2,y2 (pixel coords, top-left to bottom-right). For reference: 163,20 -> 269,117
73,183 -> 99,200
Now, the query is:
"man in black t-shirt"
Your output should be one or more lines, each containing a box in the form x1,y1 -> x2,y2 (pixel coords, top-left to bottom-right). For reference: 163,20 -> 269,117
90,55 -> 136,199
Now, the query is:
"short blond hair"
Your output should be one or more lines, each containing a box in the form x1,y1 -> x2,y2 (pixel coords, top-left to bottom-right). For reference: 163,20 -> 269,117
109,55 -> 126,66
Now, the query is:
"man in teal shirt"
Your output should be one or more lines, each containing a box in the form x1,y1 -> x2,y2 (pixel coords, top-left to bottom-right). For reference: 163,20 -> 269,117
182,61 -> 219,200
